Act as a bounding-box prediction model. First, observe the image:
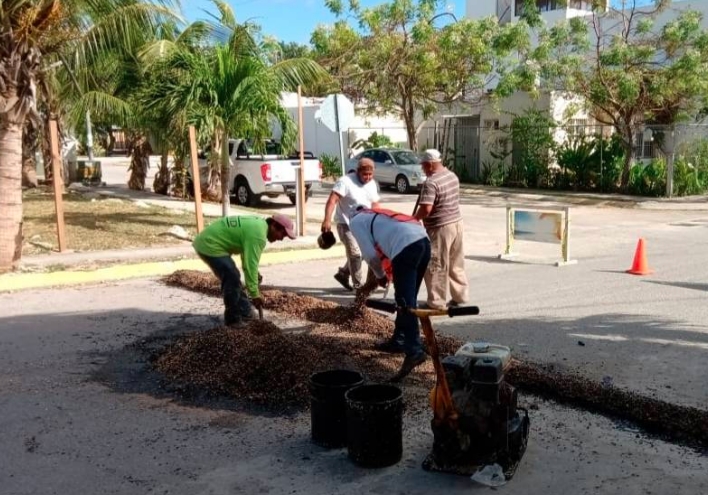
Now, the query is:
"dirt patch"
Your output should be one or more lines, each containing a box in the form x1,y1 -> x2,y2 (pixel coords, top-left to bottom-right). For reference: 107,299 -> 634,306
22,187 -> 197,255
508,361 -> 708,449
161,269 -> 708,448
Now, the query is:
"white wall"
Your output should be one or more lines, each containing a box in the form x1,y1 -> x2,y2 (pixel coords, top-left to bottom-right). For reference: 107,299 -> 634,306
465,0 -> 498,19
277,92 -> 409,160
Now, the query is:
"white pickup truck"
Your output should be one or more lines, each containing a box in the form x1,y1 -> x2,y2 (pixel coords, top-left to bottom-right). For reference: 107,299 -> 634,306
197,138 -> 322,206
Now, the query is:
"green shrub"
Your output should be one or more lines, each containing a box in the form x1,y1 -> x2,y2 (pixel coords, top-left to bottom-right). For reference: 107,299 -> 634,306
629,158 -> 666,197
673,157 -> 705,196
675,137 -> 708,196
508,110 -> 557,188
481,160 -> 506,186
350,132 -> 395,150
319,153 -> 342,179
556,134 -> 596,191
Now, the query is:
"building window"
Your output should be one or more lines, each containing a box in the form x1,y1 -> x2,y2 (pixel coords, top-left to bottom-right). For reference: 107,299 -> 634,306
484,119 -> 500,130
567,118 -> 588,136
515,0 -> 560,16
634,132 -> 656,159
569,0 -> 594,10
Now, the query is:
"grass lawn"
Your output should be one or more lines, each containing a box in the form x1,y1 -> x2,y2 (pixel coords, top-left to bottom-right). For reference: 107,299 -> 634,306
22,187 -> 198,256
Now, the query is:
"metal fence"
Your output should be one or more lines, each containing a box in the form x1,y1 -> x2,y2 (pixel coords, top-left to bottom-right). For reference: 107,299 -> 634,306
347,122 -> 708,196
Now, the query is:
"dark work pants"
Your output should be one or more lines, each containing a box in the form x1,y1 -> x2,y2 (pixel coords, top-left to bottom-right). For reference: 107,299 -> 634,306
198,253 -> 254,325
390,238 -> 431,357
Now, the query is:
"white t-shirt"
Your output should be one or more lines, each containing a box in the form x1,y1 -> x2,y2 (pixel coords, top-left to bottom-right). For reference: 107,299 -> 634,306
349,212 -> 428,279
333,172 -> 380,225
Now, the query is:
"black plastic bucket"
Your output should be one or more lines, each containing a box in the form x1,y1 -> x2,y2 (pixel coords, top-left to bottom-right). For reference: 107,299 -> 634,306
309,369 -> 365,448
345,384 -> 403,467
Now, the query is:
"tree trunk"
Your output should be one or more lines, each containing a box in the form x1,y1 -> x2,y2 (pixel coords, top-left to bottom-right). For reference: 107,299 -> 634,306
619,127 -> 635,191
153,149 -> 170,195
128,134 -> 152,190
41,117 -> 54,182
171,152 -> 187,198
221,132 -> 230,216
0,122 -> 24,272
402,97 -> 418,151
106,129 -> 116,156
22,123 -> 39,188
204,133 -> 222,201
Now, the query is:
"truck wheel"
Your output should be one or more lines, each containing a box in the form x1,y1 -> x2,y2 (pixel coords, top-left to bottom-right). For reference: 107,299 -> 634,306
395,174 -> 410,194
288,187 -> 312,205
234,178 -> 257,206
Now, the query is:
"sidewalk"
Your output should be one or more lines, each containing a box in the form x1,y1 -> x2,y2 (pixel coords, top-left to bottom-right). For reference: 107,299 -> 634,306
18,233 -> 324,271
1,245 -> 345,293
456,183 -> 708,210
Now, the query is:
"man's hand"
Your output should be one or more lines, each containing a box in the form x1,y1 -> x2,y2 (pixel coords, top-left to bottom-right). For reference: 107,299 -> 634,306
321,219 -> 332,233
251,296 -> 265,309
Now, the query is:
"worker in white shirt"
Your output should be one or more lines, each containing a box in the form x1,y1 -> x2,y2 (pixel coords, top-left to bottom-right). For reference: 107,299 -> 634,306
349,207 -> 431,381
321,158 -> 380,291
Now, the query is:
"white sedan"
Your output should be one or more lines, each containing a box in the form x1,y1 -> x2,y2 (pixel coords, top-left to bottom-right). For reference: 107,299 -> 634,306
347,148 -> 426,194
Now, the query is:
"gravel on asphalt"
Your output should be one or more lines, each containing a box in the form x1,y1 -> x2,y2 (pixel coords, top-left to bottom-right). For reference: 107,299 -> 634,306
160,269 -> 708,448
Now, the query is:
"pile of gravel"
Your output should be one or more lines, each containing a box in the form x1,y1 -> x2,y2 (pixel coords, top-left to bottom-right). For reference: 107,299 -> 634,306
508,360 -> 708,449
161,270 -> 708,448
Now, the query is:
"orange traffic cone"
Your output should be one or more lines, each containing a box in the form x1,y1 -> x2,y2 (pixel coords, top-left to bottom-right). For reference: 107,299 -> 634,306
626,238 -> 653,275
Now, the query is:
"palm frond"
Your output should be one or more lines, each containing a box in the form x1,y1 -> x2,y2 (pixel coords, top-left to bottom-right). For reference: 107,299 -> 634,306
270,57 -> 331,91
67,90 -> 134,129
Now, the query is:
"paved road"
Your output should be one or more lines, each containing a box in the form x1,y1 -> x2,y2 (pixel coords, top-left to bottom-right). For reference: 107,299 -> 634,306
3,156 -> 703,493
1,279 -> 706,495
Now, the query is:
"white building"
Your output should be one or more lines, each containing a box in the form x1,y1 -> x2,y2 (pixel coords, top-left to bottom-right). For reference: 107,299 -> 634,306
276,93 -> 408,161
441,0 -> 708,179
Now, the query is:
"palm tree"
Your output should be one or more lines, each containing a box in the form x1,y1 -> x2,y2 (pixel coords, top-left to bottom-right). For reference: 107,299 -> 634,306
143,0 -> 328,215
0,0 -> 177,272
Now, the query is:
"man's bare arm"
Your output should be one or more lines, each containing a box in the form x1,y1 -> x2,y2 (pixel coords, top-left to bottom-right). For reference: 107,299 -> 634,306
321,191 -> 342,232
415,203 -> 433,221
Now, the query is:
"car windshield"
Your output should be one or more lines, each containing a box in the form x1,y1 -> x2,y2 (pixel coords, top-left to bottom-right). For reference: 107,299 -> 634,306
390,150 -> 421,165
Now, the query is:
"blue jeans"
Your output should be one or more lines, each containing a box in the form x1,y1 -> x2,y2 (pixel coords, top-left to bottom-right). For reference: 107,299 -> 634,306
390,238 -> 431,357
198,253 -> 254,325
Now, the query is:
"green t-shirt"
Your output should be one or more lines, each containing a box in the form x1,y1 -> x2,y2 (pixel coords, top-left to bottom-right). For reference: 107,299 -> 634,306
192,216 -> 267,297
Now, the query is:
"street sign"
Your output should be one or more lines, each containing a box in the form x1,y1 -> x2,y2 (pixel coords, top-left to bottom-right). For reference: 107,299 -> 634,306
319,94 -> 355,133
319,94 -> 355,176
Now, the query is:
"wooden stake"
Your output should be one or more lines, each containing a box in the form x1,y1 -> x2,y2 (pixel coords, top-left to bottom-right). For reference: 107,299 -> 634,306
297,86 -> 307,236
188,126 -> 205,233
49,120 -> 67,252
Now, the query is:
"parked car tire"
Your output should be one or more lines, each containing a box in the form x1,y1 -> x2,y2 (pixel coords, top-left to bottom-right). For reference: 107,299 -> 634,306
233,177 -> 258,206
395,174 -> 411,194
288,186 -> 312,205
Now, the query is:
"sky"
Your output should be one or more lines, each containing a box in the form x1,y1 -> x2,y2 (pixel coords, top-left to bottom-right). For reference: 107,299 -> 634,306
182,0 -> 466,44
181,0 -> 665,44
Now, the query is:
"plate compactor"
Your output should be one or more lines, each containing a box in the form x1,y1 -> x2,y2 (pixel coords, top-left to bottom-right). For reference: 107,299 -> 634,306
365,300 -> 530,479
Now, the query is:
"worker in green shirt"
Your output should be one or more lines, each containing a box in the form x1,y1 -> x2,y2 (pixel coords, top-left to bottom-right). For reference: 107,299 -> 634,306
192,214 -> 296,326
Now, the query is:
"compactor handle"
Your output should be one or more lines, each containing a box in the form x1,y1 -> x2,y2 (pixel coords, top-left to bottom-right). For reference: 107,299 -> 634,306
364,299 -> 480,318
364,299 -> 397,313
447,305 -> 480,317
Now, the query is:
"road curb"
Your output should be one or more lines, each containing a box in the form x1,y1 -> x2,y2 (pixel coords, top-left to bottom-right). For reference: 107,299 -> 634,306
1,245 -> 345,293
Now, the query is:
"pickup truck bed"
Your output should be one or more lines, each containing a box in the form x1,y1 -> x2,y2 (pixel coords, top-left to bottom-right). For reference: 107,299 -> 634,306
197,139 -> 322,206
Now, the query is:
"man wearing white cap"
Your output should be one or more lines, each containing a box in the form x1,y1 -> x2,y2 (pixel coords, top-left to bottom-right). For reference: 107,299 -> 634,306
192,214 -> 296,326
414,149 -> 469,309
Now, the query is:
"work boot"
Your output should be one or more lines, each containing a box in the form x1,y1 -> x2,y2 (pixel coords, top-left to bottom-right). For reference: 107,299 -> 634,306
225,319 -> 245,329
334,270 -> 353,291
389,352 -> 427,382
373,338 -> 405,354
